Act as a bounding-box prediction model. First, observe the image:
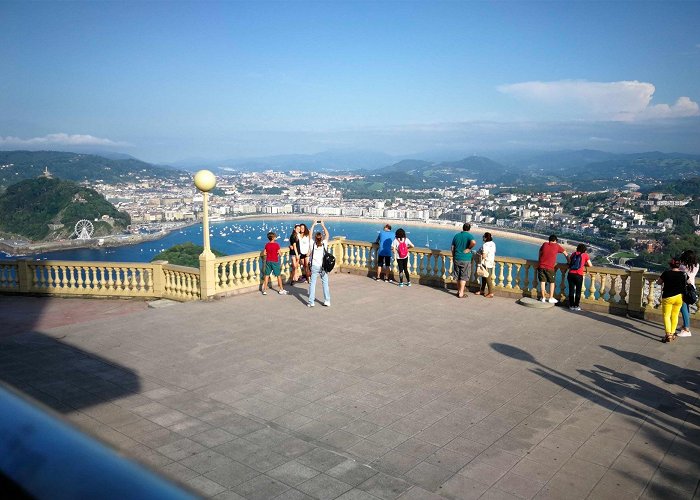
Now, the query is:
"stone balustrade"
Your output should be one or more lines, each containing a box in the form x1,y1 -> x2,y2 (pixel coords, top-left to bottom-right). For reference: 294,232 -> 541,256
0,237 -> 696,320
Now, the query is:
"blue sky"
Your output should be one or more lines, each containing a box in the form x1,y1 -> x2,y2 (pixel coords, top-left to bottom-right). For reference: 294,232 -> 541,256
1,0 -> 699,163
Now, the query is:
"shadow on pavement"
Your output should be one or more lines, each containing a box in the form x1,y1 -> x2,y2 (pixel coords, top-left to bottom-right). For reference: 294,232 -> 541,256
0,331 -> 141,413
490,342 -> 700,498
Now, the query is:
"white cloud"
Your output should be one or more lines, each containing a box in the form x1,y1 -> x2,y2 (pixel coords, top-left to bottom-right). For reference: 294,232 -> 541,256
0,133 -> 128,147
497,80 -> 699,122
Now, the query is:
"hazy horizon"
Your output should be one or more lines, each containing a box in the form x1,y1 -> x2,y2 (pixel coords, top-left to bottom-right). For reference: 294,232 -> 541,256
1,1 -> 699,164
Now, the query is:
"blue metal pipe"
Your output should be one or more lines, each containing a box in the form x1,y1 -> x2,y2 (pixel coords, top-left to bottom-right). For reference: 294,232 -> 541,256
0,385 -> 197,499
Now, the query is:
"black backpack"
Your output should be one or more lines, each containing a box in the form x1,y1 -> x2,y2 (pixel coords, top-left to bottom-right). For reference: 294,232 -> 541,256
569,252 -> 582,271
322,246 -> 336,273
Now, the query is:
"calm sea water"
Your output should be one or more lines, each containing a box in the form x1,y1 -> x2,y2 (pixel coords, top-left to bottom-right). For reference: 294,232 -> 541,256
2,219 -> 555,263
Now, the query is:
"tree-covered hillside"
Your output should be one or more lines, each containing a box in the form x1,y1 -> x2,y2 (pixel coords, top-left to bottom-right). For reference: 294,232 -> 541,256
151,242 -> 225,268
0,150 -> 184,187
0,177 -> 131,240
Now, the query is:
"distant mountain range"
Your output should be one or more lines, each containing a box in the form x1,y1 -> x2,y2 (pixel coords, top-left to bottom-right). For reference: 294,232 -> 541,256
2,149 -> 699,191
369,150 -> 700,188
0,150 -> 185,188
173,149 -> 396,172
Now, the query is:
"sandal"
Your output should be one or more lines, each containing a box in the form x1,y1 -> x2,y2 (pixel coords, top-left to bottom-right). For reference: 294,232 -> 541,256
485,294 -> 494,298
662,334 -> 677,343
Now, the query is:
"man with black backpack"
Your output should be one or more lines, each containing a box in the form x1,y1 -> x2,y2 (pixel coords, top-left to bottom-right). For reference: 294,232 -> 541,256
307,220 -> 332,307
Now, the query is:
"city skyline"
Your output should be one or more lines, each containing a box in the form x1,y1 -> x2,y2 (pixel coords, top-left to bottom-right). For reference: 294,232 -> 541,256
1,0 -> 699,163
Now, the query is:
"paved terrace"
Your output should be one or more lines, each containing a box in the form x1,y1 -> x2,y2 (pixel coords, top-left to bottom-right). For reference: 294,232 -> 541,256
1,274 -> 698,500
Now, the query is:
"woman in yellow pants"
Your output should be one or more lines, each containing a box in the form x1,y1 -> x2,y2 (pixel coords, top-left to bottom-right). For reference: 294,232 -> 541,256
657,257 -> 687,343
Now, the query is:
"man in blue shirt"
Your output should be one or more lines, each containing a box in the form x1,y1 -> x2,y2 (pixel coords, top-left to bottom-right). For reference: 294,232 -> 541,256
451,223 -> 476,298
375,223 -> 394,282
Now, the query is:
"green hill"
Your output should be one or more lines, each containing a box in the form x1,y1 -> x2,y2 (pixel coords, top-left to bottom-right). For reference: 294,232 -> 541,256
0,177 -> 131,241
0,150 -> 184,187
151,242 -> 225,268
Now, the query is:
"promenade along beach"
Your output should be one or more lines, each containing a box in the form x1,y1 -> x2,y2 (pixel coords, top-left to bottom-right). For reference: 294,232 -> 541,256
1,216 -> 580,264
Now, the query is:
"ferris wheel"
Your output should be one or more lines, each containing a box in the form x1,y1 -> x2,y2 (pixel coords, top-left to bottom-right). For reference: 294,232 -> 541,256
74,219 -> 94,240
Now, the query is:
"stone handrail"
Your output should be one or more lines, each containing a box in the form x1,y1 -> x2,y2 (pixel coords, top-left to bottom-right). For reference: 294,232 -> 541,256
0,238 -> 696,318
0,259 -> 200,301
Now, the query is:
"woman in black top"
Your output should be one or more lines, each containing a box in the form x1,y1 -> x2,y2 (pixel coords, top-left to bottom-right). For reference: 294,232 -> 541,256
656,257 -> 686,343
288,224 -> 300,284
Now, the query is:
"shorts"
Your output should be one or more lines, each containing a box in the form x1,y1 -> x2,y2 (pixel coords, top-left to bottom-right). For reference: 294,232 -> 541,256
298,253 -> 307,259
537,268 -> 555,283
378,255 -> 391,268
289,249 -> 297,257
453,260 -> 469,282
265,261 -> 281,277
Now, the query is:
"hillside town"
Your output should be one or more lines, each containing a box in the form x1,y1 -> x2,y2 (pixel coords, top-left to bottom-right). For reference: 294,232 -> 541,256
93,170 -> 697,255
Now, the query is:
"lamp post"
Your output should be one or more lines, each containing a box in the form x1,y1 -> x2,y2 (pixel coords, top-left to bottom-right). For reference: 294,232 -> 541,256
194,170 -> 217,298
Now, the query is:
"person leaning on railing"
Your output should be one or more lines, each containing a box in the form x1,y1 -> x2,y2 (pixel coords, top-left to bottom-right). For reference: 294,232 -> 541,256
566,243 -> 592,311
656,256 -> 687,343
677,249 -> 698,338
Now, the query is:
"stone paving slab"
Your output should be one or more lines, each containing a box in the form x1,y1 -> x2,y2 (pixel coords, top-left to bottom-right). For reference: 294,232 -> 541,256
1,273 -> 699,499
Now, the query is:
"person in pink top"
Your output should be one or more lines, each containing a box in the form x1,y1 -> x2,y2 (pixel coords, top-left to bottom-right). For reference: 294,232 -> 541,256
537,234 -> 568,304
566,244 -> 592,311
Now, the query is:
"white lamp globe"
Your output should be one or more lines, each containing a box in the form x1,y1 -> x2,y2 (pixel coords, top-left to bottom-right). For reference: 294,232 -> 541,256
194,170 -> 217,192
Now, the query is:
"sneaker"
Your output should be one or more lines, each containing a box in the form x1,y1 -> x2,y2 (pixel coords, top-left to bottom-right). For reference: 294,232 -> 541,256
575,306 -> 581,311
399,282 -> 404,287
548,297 -> 558,304
261,290 -> 267,295
677,329 -> 692,337
569,306 -> 575,311
384,279 -> 388,283
374,277 -> 380,281
278,289 -> 289,295
323,301 -> 330,307
307,302 -> 314,307
540,298 -> 547,303
388,279 -> 393,283
406,282 -> 411,287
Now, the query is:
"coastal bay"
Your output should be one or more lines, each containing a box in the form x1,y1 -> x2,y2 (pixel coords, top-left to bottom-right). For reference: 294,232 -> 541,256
0,216 -> 577,264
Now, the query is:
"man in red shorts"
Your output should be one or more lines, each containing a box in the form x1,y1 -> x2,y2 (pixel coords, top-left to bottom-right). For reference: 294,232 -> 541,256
538,234 -> 568,304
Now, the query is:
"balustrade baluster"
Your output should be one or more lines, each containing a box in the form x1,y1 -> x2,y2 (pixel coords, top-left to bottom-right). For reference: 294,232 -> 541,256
74,266 -> 83,289
598,273 -> 608,303
85,267 -> 94,289
589,273 -> 598,302
513,263 -> 522,291
619,275 -> 628,305
504,263 -> 512,289
32,265 -> 42,290
105,267 -> 113,290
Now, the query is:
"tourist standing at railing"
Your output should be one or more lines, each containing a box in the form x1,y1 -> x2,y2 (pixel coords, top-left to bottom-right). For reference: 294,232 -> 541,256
375,224 -> 394,282
475,232 -> 496,298
451,223 -> 476,299
657,257 -> 687,343
298,223 -> 311,283
538,235 -> 568,304
677,250 -> 698,338
288,224 -> 301,284
566,243 -> 592,311
308,221 -> 331,307
261,232 -> 288,296
391,228 -> 414,287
